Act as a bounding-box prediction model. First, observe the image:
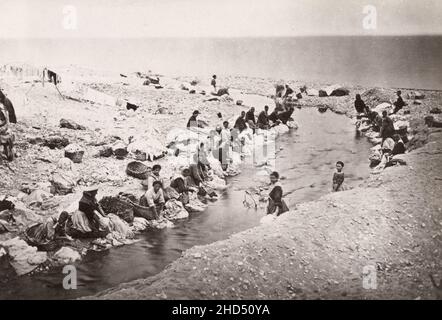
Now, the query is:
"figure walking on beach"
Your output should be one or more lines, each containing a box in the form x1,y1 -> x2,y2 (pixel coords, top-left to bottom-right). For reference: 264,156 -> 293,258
211,75 -> 217,92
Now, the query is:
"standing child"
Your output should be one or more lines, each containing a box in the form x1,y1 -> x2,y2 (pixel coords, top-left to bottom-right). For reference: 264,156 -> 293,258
211,75 -> 217,92
332,161 -> 346,192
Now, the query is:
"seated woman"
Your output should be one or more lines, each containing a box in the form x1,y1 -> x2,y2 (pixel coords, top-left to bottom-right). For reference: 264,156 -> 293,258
139,180 -> 165,219
265,172 -> 289,216
391,134 -> 406,156
66,186 -> 110,239
170,168 -> 197,205
257,106 -> 270,130
381,136 -> 395,155
277,106 -> 295,125
367,111 -> 383,132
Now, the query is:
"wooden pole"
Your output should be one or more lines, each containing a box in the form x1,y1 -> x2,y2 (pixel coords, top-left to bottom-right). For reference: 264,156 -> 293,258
55,84 -> 65,100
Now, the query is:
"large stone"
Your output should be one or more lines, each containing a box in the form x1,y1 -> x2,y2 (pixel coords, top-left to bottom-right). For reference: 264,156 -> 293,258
216,88 -> 229,96
60,118 -> 86,130
43,136 -> 70,149
112,142 -> 128,159
64,144 -> 85,163
318,90 -> 328,97
147,76 -> 160,84
414,91 -> 425,100
98,146 -> 113,157
320,85 -> 341,97
330,87 -> 350,97
9,203 -> 42,228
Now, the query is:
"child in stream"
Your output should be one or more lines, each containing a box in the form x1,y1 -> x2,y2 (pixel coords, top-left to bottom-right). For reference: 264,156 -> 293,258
332,161 -> 347,192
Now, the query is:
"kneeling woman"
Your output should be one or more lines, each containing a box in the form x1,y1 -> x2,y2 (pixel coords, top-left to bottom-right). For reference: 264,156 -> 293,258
139,180 -> 165,219
266,171 -> 289,216
65,186 -> 110,239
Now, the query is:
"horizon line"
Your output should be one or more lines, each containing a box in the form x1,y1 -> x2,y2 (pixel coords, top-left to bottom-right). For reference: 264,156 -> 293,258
1,33 -> 442,40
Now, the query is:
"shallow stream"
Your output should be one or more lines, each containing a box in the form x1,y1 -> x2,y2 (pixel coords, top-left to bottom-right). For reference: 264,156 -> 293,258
0,108 -> 372,299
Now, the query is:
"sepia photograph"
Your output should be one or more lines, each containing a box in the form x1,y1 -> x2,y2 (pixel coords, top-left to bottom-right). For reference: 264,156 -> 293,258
0,0 -> 441,306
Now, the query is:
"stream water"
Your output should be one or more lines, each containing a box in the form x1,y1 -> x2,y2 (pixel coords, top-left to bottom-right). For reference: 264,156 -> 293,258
0,108 -> 372,300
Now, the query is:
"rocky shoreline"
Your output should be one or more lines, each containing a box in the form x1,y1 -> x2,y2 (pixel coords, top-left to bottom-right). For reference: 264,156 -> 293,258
1,65 -> 441,299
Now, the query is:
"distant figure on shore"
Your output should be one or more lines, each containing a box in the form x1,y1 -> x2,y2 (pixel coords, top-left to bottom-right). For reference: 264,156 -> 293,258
283,84 -> 294,98
354,94 -> 369,114
234,111 -> 247,132
0,103 -> 15,162
257,105 -> 270,129
392,90 -> 406,114
0,90 -> 17,123
380,110 -> 395,142
265,171 -> 289,216
332,161 -> 347,192
186,110 -> 200,128
211,75 -> 217,92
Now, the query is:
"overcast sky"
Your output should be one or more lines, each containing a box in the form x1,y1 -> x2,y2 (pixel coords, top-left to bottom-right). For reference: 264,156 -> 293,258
1,0 -> 441,38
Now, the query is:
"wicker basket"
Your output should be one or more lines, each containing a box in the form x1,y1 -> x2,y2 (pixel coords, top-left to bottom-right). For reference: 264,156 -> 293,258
99,196 -> 135,223
64,150 -> 84,163
131,201 -> 158,220
126,161 -> 151,180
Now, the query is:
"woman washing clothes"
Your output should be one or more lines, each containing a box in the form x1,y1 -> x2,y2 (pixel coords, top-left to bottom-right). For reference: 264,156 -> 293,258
260,171 -> 289,216
170,168 -> 197,205
139,180 -> 165,219
66,185 -> 110,238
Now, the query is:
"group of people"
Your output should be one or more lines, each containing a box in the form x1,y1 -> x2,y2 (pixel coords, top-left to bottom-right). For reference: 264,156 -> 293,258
354,91 -> 407,163
354,90 -> 407,172
184,95 -> 299,218
137,160 -> 219,219
233,104 -> 295,134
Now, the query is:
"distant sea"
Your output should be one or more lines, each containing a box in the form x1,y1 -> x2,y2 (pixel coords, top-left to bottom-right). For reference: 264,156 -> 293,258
1,36 -> 441,90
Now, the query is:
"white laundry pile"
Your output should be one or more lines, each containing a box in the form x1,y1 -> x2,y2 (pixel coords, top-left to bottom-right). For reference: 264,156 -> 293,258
0,237 -> 48,275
